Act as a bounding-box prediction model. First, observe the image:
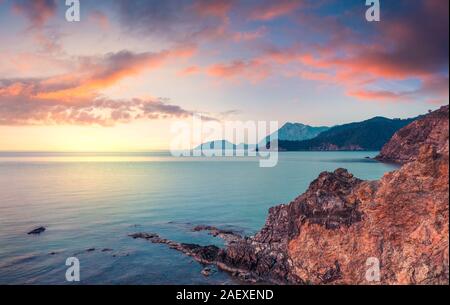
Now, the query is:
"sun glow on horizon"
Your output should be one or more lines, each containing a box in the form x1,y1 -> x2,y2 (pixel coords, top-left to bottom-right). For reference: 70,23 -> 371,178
0,122 -> 173,152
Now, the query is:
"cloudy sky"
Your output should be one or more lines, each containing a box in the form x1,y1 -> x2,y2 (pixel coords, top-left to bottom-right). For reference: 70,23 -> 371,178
0,0 -> 448,151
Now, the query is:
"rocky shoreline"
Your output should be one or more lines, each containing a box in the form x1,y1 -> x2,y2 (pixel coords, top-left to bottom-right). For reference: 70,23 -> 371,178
129,229 -> 259,282
130,106 -> 449,284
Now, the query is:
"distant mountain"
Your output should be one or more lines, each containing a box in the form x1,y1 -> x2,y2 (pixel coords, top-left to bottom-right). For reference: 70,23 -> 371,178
268,123 -> 330,142
195,140 -> 236,151
196,117 -> 417,152
273,116 -> 417,151
194,140 -> 255,152
195,123 -> 328,152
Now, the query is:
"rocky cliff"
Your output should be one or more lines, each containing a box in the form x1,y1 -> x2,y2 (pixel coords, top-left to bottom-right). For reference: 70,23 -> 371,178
225,106 -> 448,284
132,106 -> 449,284
376,105 -> 449,163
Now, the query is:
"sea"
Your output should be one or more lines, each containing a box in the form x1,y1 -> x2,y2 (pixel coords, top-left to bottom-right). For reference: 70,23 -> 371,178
0,151 -> 398,284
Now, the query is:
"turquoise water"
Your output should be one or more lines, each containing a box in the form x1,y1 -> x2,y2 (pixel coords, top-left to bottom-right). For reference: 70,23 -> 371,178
0,152 -> 397,284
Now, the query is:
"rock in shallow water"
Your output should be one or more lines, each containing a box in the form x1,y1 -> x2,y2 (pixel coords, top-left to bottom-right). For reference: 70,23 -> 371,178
27,226 -> 46,235
201,266 -> 216,277
192,225 -> 242,244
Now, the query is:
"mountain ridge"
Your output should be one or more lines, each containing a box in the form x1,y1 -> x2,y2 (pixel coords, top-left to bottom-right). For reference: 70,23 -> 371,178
196,122 -> 329,151
267,122 -> 329,142
274,116 -> 417,151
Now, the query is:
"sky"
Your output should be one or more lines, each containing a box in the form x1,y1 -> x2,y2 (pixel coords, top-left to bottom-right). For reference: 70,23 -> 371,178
0,0 -> 448,151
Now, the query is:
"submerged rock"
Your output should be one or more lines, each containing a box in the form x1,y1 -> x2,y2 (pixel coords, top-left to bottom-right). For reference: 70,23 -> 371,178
192,225 -> 242,244
201,266 -> 216,277
129,232 -> 223,264
27,227 -> 46,235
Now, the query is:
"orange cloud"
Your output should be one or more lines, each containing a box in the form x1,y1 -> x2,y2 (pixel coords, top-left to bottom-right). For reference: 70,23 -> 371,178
207,60 -> 270,82
178,66 -> 202,76
28,46 -> 196,102
299,71 -> 334,82
0,94 -> 194,126
250,0 -> 302,21
0,46 -> 204,126
347,89 -> 404,101
0,51 -> 71,79
193,0 -> 234,17
89,10 -> 110,30
12,0 -> 57,28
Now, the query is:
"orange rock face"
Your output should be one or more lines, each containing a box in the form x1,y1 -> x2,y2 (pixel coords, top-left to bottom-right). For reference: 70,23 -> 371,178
376,105 -> 449,164
222,106 -> 449,284
286,106 -> 449,284
288,143 -> 449,284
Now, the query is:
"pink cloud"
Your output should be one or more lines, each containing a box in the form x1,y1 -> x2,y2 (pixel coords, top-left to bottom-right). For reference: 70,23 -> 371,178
236,0 -> 449,103
89,10 -> 110,30
0,47 -> 203,126
178,66 -> 202,76
193,0 -> 235,17
207,60 -> 270,82
249,0 -> 302,21
232,27 -> 267,42
12,0 -> 57,28
347,89 -> 405,101
0,95 -> 194,126
299,70 -> 334,82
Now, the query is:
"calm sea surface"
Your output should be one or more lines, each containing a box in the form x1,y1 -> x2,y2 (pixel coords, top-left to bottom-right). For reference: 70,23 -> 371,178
0,151 -> 397,284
